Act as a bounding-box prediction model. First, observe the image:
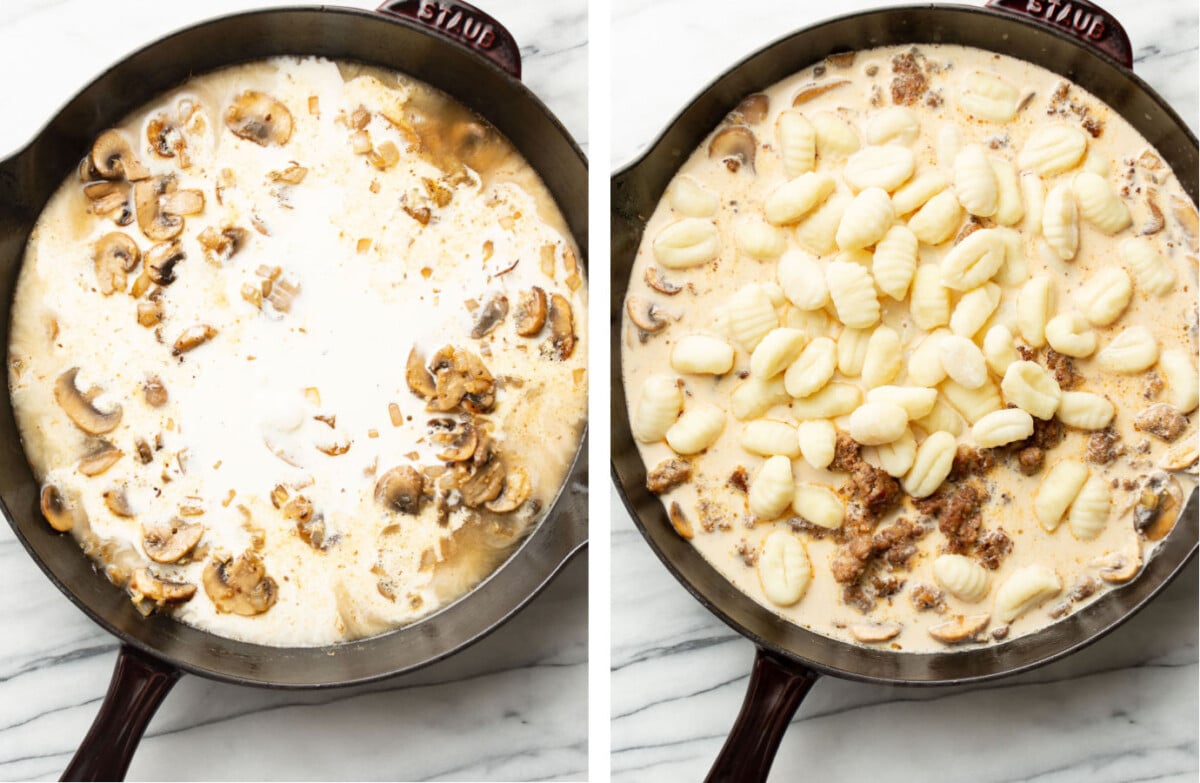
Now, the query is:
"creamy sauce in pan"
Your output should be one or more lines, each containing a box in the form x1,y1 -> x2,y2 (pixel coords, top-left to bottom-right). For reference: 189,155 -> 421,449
623,45 -> 1197,653
9,57 -> 586,647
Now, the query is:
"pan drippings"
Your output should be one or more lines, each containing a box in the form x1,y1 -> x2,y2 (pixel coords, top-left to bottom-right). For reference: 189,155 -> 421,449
9,56 -> 586,647
622,44 -> 1196,652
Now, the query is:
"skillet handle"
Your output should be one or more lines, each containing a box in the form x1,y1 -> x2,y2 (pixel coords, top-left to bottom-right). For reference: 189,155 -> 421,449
60,645 -> 180,782
704,648 -> 820,783
985,0 -> 1133,68
375,0 -> 523,80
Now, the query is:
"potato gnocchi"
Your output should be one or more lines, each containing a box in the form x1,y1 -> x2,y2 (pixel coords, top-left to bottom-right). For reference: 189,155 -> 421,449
624,44 -> 1197,655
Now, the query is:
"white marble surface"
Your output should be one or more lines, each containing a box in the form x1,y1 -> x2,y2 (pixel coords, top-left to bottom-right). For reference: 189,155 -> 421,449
0,1 -> 587,781
611,0 -> 1198,780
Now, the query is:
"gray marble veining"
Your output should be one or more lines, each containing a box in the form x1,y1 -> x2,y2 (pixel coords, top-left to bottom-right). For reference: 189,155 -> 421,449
611,0 -> 1197,780
0,1 -> 587,781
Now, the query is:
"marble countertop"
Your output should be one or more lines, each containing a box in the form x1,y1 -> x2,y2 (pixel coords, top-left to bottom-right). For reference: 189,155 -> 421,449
611,0 -> 1198,780
0,1 -> 587,781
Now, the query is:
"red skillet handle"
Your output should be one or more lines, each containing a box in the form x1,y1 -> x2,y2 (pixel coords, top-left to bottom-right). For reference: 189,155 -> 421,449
376,0 -> 522,80
985,0 -> 1133,68
60,645 -> 180,782
705,648 -> 820,783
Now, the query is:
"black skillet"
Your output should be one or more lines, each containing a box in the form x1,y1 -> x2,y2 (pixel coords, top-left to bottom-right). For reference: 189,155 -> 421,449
0,2 -> 588,779
611,2 -> 1197,780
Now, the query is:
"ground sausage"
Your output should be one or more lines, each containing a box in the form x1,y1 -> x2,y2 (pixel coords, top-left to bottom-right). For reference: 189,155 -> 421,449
646,458 -> 691,494
949,444 -> 995,482
890,51 -> 927,105
1133,403 -> 1188,442
1017,446 -> 1045,475
976,528 -> 1013,570
1086,427 -> 1123,465
1044,349 -> 1082,390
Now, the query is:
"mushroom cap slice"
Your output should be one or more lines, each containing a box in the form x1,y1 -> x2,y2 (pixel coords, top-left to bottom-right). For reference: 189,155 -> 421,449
545,294 -> 576,360
850,621 -> 902,643
173,324 -> 217,354
1092,546 -> 1142,583
433,418 -> 478,462
626,295 -> 669,333
928,613 -> 991,643
644,266 -> 683,296
708,126 -> 757,173
134,178 -> 184,241
485,465 -> 531,513
514,287 -> 548,336
93,232 -> 140,296
203,551 -> 278,616
428,346 -> 496,414
406,346 -> 437,400
90,129 -> 150,181
54,368 -> 122,435
731,93 -> 770,125
130,568 -> 196,605
40,484 -> 82,532
103,486 -> 134,517
456,456 -> 506,508
375,465 -> 426,515
145,240 -> 184,285
78,439 -> 123,476
668,500 -> 694,540
142,519 -> 204,563
470,294 -> 509,339
224,91 -> 294,146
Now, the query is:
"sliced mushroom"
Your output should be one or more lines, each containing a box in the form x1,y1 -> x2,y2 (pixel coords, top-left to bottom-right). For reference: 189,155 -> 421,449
1141,191 -> 1165,235
375,465 -> 426,514
134,177 -> 184,241
626,295 -> 669,334
76,438 -> 122,476
173,324 -> 217,354
485,465 -> 531,513
54,368 -> 122,435
1133,472 -> 1183,541
730,93 -> 769,125
456,454 -> 506,508
928,613 -> 991,644
144,376 -> 168,407
130,568 -> 196,606
514,287 -> 548,336
668,501 -> 694,540
644,266 -> 683,296
203,551 -> 278,616
1160,440 -> 1198,472
297,513 -> 328,550
40,484 -> 82,532
146,114 -> 189,166
281,495 -> 313,523
139,242 -> 182,290
84,180 -> 133,224
826,51 -> 856,69
544,294 -> 576,361
224,91 -> 294,146
432,418 -> 478,462
103,486 -> 134,517
428,346 -> 496,413
791,79 -> 850,106
470,294 -> 509,339
850,621 -> 902,643
406,346 -> 437,400
93,232 -> 140,296
197,226 -> 248,264
159,189 -> 205,216
137,300 -> 164,328
1092,546 -> 1141,583
142,519 -> 203,563
708,126 -> 757,173
1172,194 -> 1198,246
89,129 -> 150,181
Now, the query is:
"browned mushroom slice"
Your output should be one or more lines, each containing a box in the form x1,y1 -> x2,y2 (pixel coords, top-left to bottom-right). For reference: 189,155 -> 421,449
456,455 -> 506,508
485,466 -> 531,513
297,513 -> 327,550
146,114 -> 190,166
143,519 -> 203,563
103,486 -> 134,517
225,91 -> 294,146
54,368 -> 122,435
143,376 -> 168,407
40,484 -> 82,532
543,294 -> 576,360
792,79 -> 850,106
730,93 -> 770,125
1133,472 -> 1183,541
84,180 -> 133,224
928,613 -> 991,644
626,295 -> 669,334
429,346 -> 496,413
826,51 -> 856,69
90,129 -> 150,181
1092,547 -> 1141,583
471,294 -> 509,339
159,189 -> 205,216
173,324 -> 217,354
668,501 -> 694,540
1141,191 -> 1165,235
432,418 -> 478,462
134,177 -> 185,241
514,287 -> 548,336
1172,195 -> 1198,247
644,266 -> 683,296
708,126 -> 757,173
850,621 -> 902,643
130,568 -> 196,604
1160,440 -> 1198,472
137,300 -> 164,328
145,239 -> 184,286
78,439 -> 123,476
203,551 -> 278,615
197,226 -> 249,264
375,465 -> 426,514
406,346 -> 437,400
94,232 -> 140,296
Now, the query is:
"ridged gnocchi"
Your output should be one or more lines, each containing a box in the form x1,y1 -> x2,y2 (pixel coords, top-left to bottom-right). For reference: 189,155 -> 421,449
785,337 -> 837,398
972,407 -> 1034,448
670,335 -> 736,375
1019,124 -> 1087,176
1066,474 -> 1110,541
633,375 -> 684,443
844,145 -> 915,193
731,375 -> 790,421
797,419 -> 837,470
910,263 -> 952,330
1001,361 -> 1061,420
982,325 -> 1020,377
1119,238 -> 1176,296
1096,326 -> 1160,373
748,455 -> 795,519
940,228 -> 1004,291
836,326 -> 871,377
1056,391 -> 1114,430
908,189 -> 963,245
865,107 -> 920,146
1072,172 -> 1131,234
939,334 -> 988,389
1020,172 -> 1045,236
795,192 -> 851,255
1041,184 -> 1079,261
751,328 -> 808,379
907,328 -> 949,386
757,530 -> 811,606
735,216 -> 788,260
995,565 -> 1061,623
792,483 -> 844,529
653,218 -> 720,269
1044,312 -> 1096,358
1016,275 -> 1055,348
872,224 -> 919,300
865,427 -> 917,477
915,398 -> 965,438
940,376 -> 1003,424
848,401 -> 908,445
776,110 -> 817,177
991,158 -> 1025,226
958,70 -> 1020,123
1034,459 -> 1088,531
891,170 -> 947,216
826,260 -> 881,328
665,403 -> 726,455
1075,266 -> 1132,326
790,383 -> 862,419
740,419 -> 801,458
867,386 -> 937,420
902,430 -> 957,498
949,282 -> 1001,339
861,326 -> 903,388
668,176 -> 719,217
810,110 -> 860,159
727,284 -> 779,350
954,145 -> 999,218
1159,349 -> 1200,413
836,188 -> 895,251
775,250 -> 828,311
764,172 -> 836,225
933,554 -> 990,603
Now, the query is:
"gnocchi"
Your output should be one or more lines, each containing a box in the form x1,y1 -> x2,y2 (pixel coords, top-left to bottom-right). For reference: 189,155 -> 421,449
910,263 -> 952,331
670,335 -> 736,375
972,407 -> 1034,448
633,373 -> 684,443
865,107 -> 920,146
902,430 -> 957,498
795,192 -> 852,255
1001,361 -> 1061,420
1159,349 -> 1200,413
669,176 -> 719,217
939,334 -> 988,389
1034,459 -> 1088,531
867,386 -> 937,420
735,216 -> 788,260
949,282 -> 1001,339
797,419 -> 838,470
940,228 -> 1004,291
776,250 -> 829,311
1096,326 -> 1160,373
953,145 -> 999,218
865,428 -> 917,477
731,375 -> 791,420
653,218 -> 720,269
872,224 -> 919,300
764,172 -> 836,225
836,188 -> 895,251
1119,238 -> 1176,296
751,328 -> 808,379
940,376 -> 1003,424
1056,391 -> 1114,430
1019,124 -> 1087,176
933,554 -> 990,603
727,284 -> 779,350
1072,171 -> 1131,234
844,145 -> 916,193
995,565 -> 1062,623
665,403 -> 726,455
982,324 -> 1020,377
748,455 -> 795,520
740,419 -> 801,458
757,530 -> 812,606
790,382 -> 862,419
848,401 -> 909,445
891,170 -> 947,216
1041,184 -> 1079,261
1066,474 -> 1110,541
810,110 -> 860,159
785,336 -> 837,398
1044,312 -> 1096,358
1016,275 -> 1055,348
826,260 -> 881,329
908,189 -> 963,245
836,326 -> 872,377
1075,267 -> 1132,326
861,326 -> 903,388
958,70 -> 1020,123
792,483 -> 845,529
776,110 -> 817,177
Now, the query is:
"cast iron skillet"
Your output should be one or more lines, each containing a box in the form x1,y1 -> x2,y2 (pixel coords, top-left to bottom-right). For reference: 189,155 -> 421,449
611,2 -> 1198,780
0,2 -> 587,780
